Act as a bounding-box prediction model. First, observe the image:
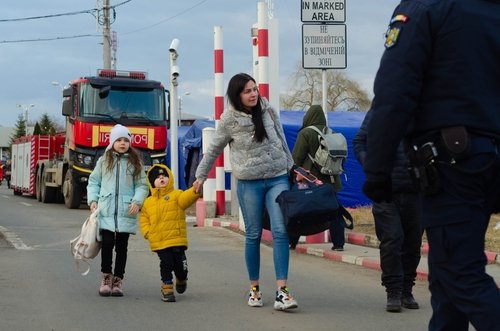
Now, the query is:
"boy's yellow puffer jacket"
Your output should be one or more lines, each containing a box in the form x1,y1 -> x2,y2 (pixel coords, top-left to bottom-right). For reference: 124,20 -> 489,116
139,164 -> 199,251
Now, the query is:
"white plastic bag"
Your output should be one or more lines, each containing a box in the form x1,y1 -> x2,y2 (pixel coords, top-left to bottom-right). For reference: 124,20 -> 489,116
70,209 -> 101,275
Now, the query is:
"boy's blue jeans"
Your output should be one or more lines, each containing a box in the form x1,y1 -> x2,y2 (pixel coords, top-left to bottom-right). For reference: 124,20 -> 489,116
237,174 -> 290,281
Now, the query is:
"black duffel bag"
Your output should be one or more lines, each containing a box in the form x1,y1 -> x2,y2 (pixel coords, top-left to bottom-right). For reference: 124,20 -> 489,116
263,182 -> 352,237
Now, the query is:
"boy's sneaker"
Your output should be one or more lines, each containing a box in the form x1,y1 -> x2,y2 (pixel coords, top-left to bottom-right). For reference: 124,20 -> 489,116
175,278 -> 187,294
247,285 -> 263,307
161,283 -> 176,302
111,276 -> 124,297
99,273 -> 113,297
274,286 -> 298,311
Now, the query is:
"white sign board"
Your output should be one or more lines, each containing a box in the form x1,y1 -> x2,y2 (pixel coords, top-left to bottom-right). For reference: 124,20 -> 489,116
302,24 -> 347,69
301,0 -> 346,23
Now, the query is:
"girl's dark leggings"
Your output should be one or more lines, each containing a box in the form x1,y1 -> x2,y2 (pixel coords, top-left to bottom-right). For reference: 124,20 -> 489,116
101,229 -> 130,279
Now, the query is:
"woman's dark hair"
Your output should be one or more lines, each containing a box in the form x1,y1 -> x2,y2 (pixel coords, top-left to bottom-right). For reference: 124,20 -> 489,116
226,73 -> 268,142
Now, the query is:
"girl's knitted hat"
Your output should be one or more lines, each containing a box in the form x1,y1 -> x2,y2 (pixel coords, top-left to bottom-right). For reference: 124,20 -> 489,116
106,124 -> 132,151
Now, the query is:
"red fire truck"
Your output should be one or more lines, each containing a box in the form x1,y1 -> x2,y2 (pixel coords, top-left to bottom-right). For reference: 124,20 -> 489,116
11,69 -> 168,208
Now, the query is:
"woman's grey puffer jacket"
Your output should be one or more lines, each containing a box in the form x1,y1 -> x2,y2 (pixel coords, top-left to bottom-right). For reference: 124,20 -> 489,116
195,98 -> 293,181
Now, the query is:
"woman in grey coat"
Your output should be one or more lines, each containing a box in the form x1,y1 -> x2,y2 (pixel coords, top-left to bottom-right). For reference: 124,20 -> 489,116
193,73 -> 297,311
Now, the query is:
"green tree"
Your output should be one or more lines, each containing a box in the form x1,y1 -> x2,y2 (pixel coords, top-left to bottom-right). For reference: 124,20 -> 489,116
33,122 -> 42,135
8,115 -> 27,155
38,113 -> 55,135
10,115 -> 26,143
280,62 -> 371,112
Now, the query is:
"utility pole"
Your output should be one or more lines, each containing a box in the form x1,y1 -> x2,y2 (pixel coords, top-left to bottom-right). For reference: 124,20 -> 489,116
102,0 -> 111,69
111,31 -> 118,69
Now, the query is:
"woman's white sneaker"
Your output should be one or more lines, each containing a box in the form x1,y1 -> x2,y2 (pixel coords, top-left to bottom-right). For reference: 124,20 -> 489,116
274,286 -> 298,310
248,286 -> 263,307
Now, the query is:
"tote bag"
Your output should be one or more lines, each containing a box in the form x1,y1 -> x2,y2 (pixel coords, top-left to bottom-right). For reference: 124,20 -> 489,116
70,209 -> 101,276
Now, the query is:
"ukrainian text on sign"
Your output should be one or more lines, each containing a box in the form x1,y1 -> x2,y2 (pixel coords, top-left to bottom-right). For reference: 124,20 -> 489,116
302,24 -> 347,69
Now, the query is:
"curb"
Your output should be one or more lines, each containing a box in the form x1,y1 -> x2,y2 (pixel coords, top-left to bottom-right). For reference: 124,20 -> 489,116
199,217 -> 499,281
346,232 -> 500,265
199,218 -> 434,281
294,245 -> 429,282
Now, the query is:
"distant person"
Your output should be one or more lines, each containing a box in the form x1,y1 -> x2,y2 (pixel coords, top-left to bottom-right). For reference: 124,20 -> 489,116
4,160 -> 11,188
354,109 -> 422,312
289,104 -> 345,251
362,1 -> 500,329
139,164 -> 200,302
193,73 -> 298,311
87,124 -> 149,297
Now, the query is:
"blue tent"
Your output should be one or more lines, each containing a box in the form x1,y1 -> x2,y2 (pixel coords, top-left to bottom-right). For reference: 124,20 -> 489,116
279,111 -> 370,207
170,111 -> 370,207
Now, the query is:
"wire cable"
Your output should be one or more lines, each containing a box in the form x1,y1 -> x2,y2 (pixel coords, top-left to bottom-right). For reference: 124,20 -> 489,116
121,0 -> 208,35
0,34 -> 101,44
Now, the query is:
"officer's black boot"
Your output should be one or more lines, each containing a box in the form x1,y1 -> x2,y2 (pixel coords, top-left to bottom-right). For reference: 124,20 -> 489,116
386,291 -> 402,312
402,293 -> 419,309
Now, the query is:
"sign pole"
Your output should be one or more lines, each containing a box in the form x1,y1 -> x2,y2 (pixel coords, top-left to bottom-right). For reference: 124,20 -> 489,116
322,69 -> 327,119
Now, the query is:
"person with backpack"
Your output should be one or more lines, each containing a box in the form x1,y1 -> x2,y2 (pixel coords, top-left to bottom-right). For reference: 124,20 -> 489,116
290,104 -> 345,251
87,124 -> 149,297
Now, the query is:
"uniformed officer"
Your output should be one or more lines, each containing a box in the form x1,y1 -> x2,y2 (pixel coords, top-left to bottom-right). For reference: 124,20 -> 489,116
361,0 -> 500,330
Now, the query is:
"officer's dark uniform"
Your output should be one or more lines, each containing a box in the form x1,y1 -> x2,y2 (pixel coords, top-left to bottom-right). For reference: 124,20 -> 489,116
362,0 -> 500,330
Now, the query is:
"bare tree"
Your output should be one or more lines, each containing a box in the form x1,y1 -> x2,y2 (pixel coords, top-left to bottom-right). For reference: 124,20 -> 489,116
281,62 -> 371,112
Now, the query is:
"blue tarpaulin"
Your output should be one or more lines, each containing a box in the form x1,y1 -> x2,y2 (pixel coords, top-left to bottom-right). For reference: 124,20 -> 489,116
279,111 -> 370,207
169,111 -> 370,207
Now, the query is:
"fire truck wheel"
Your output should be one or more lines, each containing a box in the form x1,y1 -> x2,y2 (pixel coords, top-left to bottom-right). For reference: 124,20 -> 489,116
40,176 -> 56,204
36,168 -> 42,202
63,169 -> 82,209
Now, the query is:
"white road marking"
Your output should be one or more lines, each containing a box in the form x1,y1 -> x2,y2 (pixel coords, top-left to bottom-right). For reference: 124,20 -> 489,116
0,226 -> 32,250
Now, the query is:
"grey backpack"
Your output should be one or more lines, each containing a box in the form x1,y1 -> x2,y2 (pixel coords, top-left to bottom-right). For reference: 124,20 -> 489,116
306,126 -> 348,176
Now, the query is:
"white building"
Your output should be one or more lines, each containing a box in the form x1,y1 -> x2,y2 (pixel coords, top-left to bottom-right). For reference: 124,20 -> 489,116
0,126 -> 14,161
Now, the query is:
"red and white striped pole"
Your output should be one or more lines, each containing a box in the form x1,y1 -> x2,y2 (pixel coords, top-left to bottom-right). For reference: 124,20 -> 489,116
257,2 -> 269,101
214,25 -> 225,216
257,2 -> 273,242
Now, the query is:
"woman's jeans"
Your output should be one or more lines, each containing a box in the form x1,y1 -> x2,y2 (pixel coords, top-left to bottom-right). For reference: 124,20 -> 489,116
237,174 -> 290,281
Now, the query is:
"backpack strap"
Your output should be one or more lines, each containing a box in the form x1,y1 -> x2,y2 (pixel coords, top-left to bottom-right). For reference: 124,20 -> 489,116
306,125 -> 327,136
305,125 -> 327,164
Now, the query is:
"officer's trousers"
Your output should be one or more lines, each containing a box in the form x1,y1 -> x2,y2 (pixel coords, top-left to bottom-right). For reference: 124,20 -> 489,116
424,136 -> 500,331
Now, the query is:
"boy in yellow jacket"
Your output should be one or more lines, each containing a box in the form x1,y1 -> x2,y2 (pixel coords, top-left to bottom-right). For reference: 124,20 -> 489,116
140,164 -> 200,302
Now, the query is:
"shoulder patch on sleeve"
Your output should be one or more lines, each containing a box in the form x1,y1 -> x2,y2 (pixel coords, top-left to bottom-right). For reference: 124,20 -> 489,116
384,27 -> 401,49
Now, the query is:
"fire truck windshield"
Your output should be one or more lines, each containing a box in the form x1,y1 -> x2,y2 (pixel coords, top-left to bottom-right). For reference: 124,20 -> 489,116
80,84 -> 166,121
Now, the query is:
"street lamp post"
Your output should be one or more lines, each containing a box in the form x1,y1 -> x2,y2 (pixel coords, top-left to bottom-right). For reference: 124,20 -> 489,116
51,81 -> 64,91
169,38 -> 180,189
16,103 -> 35,127
178,92 -> 190,127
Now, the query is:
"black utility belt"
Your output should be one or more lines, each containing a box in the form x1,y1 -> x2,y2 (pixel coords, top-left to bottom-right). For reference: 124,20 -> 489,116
407,126 -> 497,195
410,126 -> 497,164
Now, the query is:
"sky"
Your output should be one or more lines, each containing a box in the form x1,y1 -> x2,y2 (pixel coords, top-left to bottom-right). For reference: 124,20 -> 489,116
0,0 -> 400,128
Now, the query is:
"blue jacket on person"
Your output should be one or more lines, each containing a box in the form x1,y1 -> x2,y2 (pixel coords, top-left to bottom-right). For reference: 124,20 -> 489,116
87,152 -> 149,234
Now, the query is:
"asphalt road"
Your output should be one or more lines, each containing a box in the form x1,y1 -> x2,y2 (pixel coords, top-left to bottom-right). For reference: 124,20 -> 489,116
0,184 -> 433,331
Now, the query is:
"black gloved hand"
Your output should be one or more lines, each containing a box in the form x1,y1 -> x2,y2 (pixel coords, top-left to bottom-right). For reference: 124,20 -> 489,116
362,179 -> 392,203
